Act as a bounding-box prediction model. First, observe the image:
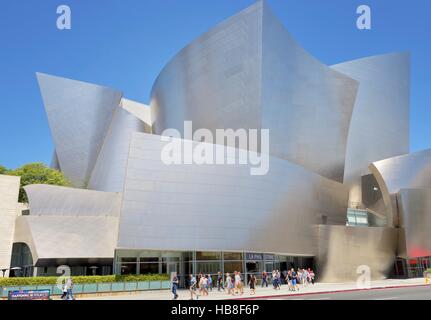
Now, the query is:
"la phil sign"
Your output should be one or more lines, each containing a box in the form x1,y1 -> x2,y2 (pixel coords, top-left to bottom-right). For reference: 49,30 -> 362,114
8,289 -> 51,300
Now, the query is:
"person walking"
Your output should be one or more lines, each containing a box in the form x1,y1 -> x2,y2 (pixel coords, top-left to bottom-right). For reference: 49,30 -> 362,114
286,270 -> 293,291
200,275 -> 208,296
226,273 -> 234,295
61,281 -> 67,300
189,274 -> 200,300
302,268 -> 309,287
217,272 -> 224,291
234,271 -> 241,295
261,271 -> 268,288
248,274 -> 256,295
171,272 -> 179,300
309,269 -> 315,285
276,270 -> 281,290
238,272 -> 244,295
291,268 -> 299,291
207,274 -> 213,292
65,277 -> 74,300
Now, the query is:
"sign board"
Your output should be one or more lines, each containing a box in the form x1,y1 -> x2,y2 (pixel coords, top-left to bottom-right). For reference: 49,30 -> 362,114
246,253 -> 263,261
8,289 -> 51,300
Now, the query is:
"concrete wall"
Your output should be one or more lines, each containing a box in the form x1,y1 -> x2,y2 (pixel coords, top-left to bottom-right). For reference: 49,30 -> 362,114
0,175 -> 20,277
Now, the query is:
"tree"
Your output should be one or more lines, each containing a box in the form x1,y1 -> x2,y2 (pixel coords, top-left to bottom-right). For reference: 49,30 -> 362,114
0,165 -> 7,174
5,163 -> 71,203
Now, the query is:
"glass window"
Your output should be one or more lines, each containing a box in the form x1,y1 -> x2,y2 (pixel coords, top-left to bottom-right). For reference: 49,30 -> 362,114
196,252 -> 221,261
195,262 -> 222,275
224,252 -> 243,261
140,257 -> 159,263
120,263 -> 137,275
139,263 -> 159,274
224,261 -> 243,273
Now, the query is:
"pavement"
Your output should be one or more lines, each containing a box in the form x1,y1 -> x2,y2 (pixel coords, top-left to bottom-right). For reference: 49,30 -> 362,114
76,278 -> 430,300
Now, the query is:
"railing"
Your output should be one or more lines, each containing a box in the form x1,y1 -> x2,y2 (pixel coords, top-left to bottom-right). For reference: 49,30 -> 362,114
0,280 -> 171,299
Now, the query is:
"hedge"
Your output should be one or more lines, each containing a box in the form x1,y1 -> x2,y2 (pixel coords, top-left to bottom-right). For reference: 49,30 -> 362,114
0,274 -> 169,287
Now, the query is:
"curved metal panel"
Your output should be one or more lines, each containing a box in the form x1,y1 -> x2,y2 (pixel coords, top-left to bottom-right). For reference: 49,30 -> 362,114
316,225 -> 398,282
36,73 -> 123,188
24,184 -> 121,217
332,53 -> 410,205
371,149 -> 431,194
87,108 -> 147,192
398,188 -> 431,258
150,1 -> 263,143
13,215 -> 118,260
117,133 -> 349,256
370,149 -> 431,227
150,1 -> 358,182
261,5 -> 358,182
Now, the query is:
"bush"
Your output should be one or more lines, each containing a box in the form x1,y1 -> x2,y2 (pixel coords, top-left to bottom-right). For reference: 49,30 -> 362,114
0,274 -> 169,287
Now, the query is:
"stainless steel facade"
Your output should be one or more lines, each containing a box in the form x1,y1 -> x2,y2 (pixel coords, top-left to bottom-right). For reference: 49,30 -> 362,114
332,53 -> 410,206
370,149 -> 431,226
150,1 -> 359,182
87,107 -> 148,193
397,188 -> 431,259
315,225 -> 398,282
117,133 -> 349,256
5,1 -> 428,282
37,73 -> 123,188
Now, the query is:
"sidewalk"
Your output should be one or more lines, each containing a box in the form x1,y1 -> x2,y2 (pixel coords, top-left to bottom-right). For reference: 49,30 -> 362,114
77,278 -> 429,300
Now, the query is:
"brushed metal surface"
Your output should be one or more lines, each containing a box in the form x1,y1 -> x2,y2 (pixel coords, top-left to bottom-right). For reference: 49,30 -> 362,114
87,107 -> 147,192
150,1 -> 358,182
315,225 -> 398,282
117,133 -> 349,256
397,188 -> 431,258
36,73 -> 122,188
24,184 -> 121,217
13,215 -> 118,262
370,149 -> 431,226
332,53 -> 410,205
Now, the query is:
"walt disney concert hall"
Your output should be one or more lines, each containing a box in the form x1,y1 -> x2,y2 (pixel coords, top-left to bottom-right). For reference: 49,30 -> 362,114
1,1 -> 429,283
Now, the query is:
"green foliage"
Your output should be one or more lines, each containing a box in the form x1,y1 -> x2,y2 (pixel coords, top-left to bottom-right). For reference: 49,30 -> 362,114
4,163 -> 71,203
0,165 -> 7,174
0,274 -> 169,287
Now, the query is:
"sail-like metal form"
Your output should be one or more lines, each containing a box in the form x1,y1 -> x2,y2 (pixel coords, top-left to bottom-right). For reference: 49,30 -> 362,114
150,1 -> 358,182
87,108 -> 148,192
36,73 -> 123,188
332,53 -> 410,206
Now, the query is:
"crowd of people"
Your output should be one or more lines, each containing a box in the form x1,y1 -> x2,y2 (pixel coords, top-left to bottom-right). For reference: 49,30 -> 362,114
172,268 -> 316,300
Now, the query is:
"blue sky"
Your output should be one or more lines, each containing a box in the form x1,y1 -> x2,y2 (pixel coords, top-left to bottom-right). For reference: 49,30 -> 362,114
0,0 -> 429,169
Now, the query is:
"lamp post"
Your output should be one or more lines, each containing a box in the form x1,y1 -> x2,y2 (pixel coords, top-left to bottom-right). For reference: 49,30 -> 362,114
89,266 -> 99,276
1,268 -> 8,278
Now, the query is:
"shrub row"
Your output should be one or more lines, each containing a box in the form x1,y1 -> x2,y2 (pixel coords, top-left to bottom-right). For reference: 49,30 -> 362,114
0,274 -> 169,287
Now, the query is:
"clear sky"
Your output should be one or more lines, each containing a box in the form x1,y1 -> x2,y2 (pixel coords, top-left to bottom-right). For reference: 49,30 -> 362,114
0,0 -> 429,169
